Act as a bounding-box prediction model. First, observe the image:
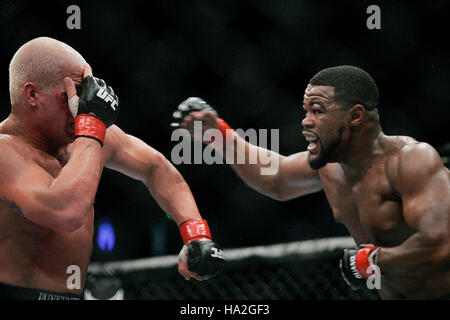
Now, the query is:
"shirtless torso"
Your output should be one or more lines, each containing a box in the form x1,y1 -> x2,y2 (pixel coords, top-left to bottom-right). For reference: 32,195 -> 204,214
0,129 -> 112,294
319,136 -> 450,299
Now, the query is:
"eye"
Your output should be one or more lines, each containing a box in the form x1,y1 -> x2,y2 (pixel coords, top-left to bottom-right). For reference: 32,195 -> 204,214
311,102 -> 325,114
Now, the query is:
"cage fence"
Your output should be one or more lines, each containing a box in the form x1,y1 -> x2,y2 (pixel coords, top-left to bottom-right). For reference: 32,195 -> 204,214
86,236 -> 380,300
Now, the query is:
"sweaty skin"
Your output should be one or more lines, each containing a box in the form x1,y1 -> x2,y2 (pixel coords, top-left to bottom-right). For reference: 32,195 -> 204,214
181,85 -> 450,299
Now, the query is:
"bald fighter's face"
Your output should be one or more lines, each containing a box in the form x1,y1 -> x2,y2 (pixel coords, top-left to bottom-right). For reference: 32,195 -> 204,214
301,85 -> 347,169
36,64 -> 84,144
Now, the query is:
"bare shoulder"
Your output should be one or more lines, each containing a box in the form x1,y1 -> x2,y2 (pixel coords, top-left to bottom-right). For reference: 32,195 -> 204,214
0,134 -> 28,159
391,139 -> 443,173
397,141 -> 445,177
0,133 -> 21,146
0,134 -> 32,186
385,138 -> 447,193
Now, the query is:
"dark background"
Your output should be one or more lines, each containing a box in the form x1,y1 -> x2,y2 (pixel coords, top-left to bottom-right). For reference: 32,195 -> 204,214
0,0 -> 448,262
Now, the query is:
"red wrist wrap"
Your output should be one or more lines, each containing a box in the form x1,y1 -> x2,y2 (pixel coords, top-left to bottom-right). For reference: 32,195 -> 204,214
179,219 -> 211,244
215,118 -> 234,145
356,246 -> 379,279
74,114 -> 106,146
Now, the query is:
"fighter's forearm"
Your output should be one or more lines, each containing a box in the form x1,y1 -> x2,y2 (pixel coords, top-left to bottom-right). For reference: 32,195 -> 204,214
377,231 -> 450,277
51,138 -> 102,198
144,154 -> 202,226
214,133 -> 283,200
33,138 -> 103,231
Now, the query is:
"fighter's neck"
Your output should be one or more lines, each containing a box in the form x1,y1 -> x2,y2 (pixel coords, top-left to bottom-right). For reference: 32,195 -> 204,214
0,115 -> 64,157
337,126 -> 386,181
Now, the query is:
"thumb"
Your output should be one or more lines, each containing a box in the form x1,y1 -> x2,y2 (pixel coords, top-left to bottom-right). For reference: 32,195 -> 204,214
64,77 -> 79,118
64,77 -> 77,99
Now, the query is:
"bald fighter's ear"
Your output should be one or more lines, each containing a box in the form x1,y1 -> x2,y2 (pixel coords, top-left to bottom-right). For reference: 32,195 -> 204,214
348,104 -> 366,127
24,82 -> 38,107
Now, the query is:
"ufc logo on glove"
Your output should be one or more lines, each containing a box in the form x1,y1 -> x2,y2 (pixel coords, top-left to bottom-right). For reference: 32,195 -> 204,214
96,88 -> 118,110
210,247 -> 224,259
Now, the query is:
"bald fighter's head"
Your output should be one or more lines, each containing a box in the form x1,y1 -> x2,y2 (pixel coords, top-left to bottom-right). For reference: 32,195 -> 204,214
9,37 -> 86,108
8,37 -> 87,147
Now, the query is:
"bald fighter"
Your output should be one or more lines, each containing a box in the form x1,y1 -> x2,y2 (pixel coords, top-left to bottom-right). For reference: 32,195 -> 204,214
172,66 -> 449,299
0,37 -> 224,300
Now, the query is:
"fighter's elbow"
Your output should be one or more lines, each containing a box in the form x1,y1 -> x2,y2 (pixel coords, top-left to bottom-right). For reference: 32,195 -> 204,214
266,178 -> 322,202
267,189 -> 294,202
57,213 -> 84,232
30,208 -> 85,233
262,179 -> 298,202
143,151 -> 169,183
52,201 -> 91,233
263,191 -> 286,202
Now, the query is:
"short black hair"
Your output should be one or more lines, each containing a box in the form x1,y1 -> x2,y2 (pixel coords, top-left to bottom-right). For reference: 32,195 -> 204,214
309,65 -> 379,110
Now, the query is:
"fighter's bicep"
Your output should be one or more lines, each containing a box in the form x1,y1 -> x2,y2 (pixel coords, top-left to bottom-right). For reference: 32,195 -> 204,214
104,125 -> 163,182
276,151 -> 322,197
396,143 -> 450,234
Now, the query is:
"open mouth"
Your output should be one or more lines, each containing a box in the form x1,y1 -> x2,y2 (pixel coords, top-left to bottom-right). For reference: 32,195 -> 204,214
303,131 -> 320,154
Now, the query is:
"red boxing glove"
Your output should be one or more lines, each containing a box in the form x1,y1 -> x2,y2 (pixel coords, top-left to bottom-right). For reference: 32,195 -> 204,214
74,114 -> 106,146
179,218 -> 212,244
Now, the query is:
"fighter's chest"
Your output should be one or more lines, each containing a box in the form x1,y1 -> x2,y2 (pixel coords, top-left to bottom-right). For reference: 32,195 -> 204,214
320,166 -> 408,245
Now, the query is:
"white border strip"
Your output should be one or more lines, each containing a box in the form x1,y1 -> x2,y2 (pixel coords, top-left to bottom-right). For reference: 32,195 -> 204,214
88,236 -> 355,275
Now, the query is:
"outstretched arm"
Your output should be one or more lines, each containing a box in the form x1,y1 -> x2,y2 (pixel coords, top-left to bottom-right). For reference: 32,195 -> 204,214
175,98 -> 322,201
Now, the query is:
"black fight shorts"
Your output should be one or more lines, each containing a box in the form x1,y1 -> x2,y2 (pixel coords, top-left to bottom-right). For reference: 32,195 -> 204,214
0,282 -> 82,300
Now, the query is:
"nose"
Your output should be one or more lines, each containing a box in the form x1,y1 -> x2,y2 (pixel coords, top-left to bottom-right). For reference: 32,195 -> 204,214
301,113 -> 314,128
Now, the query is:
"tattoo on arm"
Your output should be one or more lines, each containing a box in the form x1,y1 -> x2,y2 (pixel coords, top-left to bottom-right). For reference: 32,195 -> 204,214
1,198 -> 26,219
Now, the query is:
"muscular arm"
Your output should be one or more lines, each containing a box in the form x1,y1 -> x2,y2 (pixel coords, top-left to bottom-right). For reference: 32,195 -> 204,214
104,125 -> 201,226
178,104 -> 322,201
378,143 -> 450,276
215,131 -> 322,201
0,137 -> 103,232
